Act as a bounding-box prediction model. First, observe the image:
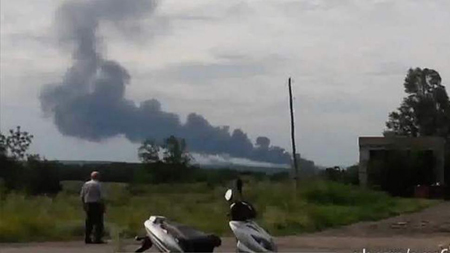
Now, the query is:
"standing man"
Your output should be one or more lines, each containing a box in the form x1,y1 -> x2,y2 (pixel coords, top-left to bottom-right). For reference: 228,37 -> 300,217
80,171 -> 105,244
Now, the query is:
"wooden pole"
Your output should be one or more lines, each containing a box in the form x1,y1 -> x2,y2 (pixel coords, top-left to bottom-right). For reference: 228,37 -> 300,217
288,77 -> 299,189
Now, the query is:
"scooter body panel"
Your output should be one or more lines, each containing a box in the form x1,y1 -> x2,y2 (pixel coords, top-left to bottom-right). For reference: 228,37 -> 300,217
144,216 -> 184,252
229,220 -> 276,252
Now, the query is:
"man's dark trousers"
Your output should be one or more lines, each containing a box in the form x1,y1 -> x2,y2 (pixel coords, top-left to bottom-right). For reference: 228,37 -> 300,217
85,202 -> 104,243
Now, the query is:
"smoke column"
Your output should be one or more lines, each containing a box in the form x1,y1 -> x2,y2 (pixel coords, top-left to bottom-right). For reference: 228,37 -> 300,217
40,0 -> 291,164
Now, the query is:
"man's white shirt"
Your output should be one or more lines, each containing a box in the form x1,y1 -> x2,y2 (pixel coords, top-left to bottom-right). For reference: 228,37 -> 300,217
80,179 -> 103,203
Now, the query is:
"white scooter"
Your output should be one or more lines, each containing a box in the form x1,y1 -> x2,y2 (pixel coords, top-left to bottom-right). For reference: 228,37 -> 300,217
225,179 -> 277,252
135,216 -> 221,252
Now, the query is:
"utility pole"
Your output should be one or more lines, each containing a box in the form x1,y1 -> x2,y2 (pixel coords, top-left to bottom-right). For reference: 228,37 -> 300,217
288,77 -> 299,189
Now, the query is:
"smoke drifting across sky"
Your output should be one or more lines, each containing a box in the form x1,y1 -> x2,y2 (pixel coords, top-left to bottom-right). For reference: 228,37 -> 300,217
40,0 -> 291,164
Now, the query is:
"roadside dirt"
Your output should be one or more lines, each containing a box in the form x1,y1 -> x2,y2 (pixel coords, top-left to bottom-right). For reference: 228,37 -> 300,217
1,202 -> 449,253
317,201 -> 450,237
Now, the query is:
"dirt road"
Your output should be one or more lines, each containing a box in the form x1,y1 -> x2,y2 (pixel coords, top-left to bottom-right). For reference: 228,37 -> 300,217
1,236 -> 448,253
1,202 -> 449,252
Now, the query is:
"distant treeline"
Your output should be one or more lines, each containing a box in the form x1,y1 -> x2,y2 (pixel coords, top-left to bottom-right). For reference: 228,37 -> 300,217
1,156 -> 295,195
57,149 -> 320,184
59,162 -> 290,184
1,125 -> 328,196
2,155 -> 335,196
60,162 -> 139,182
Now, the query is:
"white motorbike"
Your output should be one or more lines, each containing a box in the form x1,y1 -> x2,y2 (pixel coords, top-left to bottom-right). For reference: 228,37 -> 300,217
135,215 -> 221,252
225,179 -> 277,252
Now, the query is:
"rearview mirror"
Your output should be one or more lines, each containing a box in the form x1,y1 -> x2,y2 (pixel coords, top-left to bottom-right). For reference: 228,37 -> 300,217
224,189 -> 233,201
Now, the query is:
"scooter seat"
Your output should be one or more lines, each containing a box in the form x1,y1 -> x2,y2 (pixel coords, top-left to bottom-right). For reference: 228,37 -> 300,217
162,221 -> 221,251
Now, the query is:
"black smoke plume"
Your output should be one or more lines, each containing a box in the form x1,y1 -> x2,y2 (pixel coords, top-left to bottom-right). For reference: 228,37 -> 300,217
40,0 -> 291,164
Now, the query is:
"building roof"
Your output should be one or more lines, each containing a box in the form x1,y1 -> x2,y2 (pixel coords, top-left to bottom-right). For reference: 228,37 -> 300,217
359,136 -> 445,150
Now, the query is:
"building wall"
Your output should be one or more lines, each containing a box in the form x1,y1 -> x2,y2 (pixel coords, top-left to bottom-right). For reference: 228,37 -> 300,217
358,137 -> 445,187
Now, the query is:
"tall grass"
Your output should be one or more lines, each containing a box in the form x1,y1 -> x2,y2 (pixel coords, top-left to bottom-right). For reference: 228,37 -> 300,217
0,180 -> 435,242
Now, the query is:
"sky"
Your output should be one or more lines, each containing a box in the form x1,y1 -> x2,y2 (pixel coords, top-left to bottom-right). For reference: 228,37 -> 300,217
1,0 -> 449,167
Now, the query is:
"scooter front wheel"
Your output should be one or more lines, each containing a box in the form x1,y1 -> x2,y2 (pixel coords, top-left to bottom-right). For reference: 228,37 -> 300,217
135,236 -> 152,252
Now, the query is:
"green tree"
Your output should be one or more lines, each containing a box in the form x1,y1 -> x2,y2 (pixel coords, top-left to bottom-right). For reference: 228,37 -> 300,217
0,135 -> 6,157
385,68 -> 450,138
0,127 -> 61,194
0,126 -> 34,160
138,139 -> 160,163
162,135 -> 193,165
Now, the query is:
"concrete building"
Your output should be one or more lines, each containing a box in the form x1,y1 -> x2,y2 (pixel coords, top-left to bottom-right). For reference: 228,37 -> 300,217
358,137 -> 446,187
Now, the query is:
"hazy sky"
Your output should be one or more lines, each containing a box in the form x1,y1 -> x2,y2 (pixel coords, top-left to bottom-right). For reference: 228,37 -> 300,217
1,0 -> 449,167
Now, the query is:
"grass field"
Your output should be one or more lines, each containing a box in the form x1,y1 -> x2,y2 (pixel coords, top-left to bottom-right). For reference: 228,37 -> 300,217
0,179 -> 436,242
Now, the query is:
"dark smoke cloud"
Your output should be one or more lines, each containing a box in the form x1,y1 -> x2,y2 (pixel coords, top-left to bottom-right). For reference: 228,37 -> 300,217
40,0 -> 291,164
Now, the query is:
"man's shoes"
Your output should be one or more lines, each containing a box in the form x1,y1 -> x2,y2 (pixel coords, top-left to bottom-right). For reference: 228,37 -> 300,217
85,239 -> 93,244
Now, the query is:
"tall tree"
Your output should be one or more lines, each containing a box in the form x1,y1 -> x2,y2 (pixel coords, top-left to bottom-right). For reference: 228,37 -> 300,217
0,126 -> 34,161
138,139 -> 160,164
385,68 -> 450,138
163,135 -> 193,166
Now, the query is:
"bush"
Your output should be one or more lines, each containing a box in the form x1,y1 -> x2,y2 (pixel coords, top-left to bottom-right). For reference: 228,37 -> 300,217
25,159 -> 62,195
320,165 -> 359,185
302,181 -> 386,206
0,155 -> 27,191
0,154 -> 62,195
